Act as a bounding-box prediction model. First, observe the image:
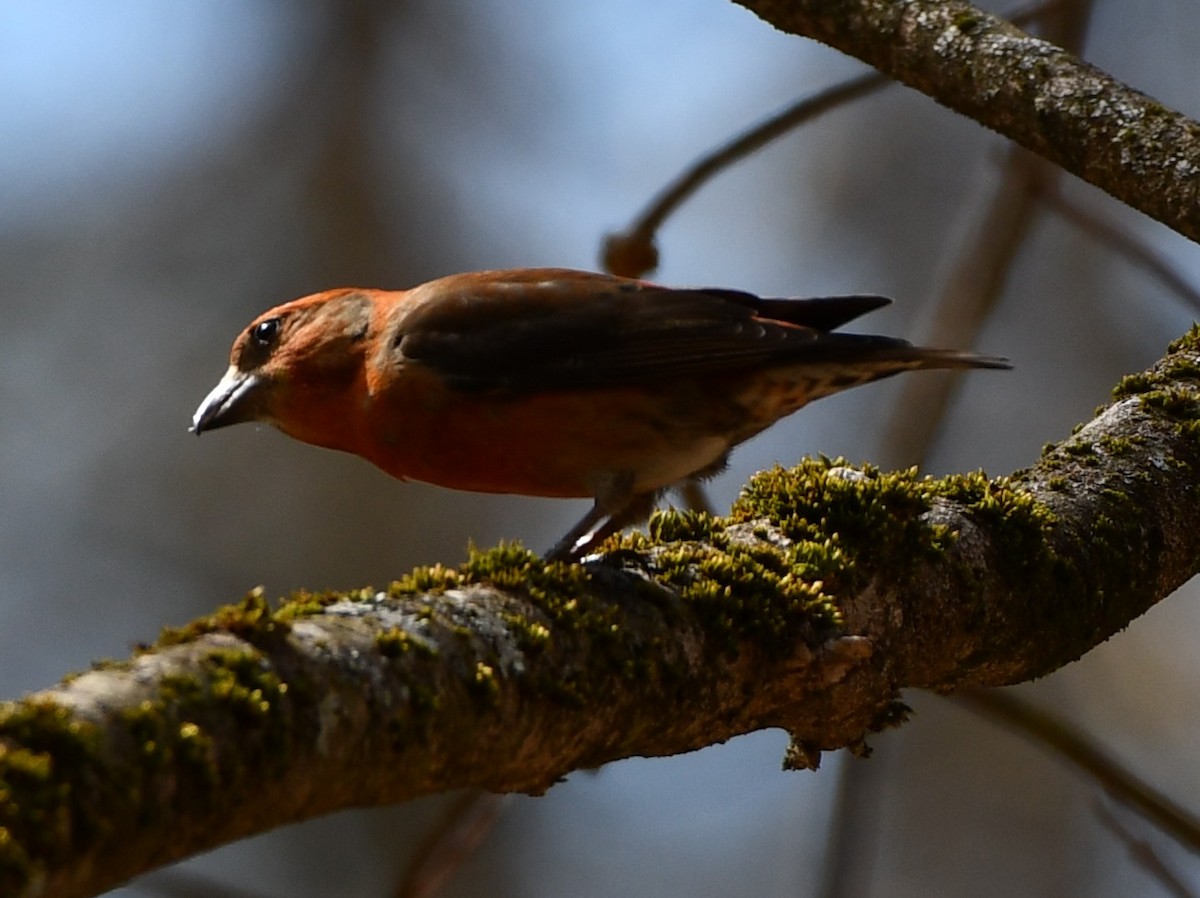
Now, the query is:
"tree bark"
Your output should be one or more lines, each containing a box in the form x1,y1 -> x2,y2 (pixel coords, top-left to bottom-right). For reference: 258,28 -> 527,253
4,328 -> 1200,898
733,0 -> 1200,242
6,3 -> 1200,896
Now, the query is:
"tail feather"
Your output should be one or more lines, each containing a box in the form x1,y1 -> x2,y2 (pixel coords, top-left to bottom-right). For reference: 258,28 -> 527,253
891,346 -> 1011,371
793,344 -> 1010,403
781,330 -> 1010,370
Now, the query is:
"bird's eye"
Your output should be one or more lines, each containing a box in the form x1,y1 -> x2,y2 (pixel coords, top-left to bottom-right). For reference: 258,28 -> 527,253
251,318 -> 281,347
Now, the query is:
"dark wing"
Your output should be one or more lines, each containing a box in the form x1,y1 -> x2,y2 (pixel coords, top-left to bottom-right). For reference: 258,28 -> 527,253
396,269 -> 910,392
696,290 -> 891,331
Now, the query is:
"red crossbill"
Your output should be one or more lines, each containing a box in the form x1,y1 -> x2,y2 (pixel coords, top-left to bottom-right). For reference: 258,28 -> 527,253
191,268 -> 1008,559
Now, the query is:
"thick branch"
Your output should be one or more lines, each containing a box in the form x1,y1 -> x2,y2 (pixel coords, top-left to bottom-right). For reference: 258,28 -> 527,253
3,326 -> 1200,898
733,0 -> 1200,243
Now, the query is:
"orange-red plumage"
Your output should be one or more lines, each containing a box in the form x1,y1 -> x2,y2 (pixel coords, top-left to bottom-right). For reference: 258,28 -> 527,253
192,268 -> 1008,559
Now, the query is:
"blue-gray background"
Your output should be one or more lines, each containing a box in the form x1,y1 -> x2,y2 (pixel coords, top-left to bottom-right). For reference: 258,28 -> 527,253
2,2 -> 1198,895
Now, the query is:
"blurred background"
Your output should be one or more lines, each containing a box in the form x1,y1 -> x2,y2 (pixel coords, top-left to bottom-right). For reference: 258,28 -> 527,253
2,1 -> 1199,895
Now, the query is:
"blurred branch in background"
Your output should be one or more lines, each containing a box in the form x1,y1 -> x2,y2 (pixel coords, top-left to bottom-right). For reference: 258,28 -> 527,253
601,71 -> 888,279
11,330 -> 1200,897
393,793 -> 510,898
734,0 -> 1200,242
5,0 -> 1200,896
1095,801 -> 1197,898
956,689 -> 1200,854
599,0 -> 1068,282
1038,181 -> 1200,317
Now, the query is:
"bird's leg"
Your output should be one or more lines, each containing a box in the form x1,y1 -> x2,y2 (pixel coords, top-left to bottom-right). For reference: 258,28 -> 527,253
544,501 -> 610,562
674,479 -> 716,516
567,493 -> 657,559
544,474 -> 659,562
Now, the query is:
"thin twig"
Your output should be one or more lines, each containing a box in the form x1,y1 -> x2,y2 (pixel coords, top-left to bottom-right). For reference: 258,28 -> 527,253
815,755 -> 891,898
1040,187 -> 1200,316
957,689 -> 1200,855
829,4 -> 1093,894
138,868 -> 275,898
600,0 -> 1072,279
394,792 -> 510,898
602,72 -> 887,278
1094,801 -> 1197,898
876,143 -> 1048,468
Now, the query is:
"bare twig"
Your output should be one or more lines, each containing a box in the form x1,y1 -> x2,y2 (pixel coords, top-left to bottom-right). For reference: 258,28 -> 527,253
1040,186 -> 1200,316
957,689 -> 1200,855
733,0 -> 1200,243
11,329 -> 1200,897
1095,801 -> 1197,898
816,755 -> 891,898
600,0 -> 1073,279
878,0 -> 1092,468
137,868 -> 274,898
394,793 -> 510,898
601,72 -> 888,278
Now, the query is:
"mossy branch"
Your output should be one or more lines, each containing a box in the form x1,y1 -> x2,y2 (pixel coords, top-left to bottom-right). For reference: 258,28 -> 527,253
732,0 -> 1200,243
3,327 -> 1200,897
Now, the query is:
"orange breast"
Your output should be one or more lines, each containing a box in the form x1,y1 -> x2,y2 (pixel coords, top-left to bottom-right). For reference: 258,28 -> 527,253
352,364 -> 741,498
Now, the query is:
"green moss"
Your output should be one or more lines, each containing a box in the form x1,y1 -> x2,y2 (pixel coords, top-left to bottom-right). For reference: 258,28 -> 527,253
1115,360 -> 1200,441
1113,331 -> 1200,406
952,10 -> 985,33
648,509 -> 717,544
732,460 -> 947,589
932,472 -> 1057,576
1138,386 -> 1200,418
0,643 -> 302,895
647,537 -> 839,656
0,700 -> 106,893
388,563 -> 464,597
1094,434 -> 1144,455
157,587 -> 283,646
273,586 -> 375,622
376,627 -> 438,659
139,650 -> 283,789
470,661 -> 501,706
717,459 -> 1067,637
1167,323 -> 1200,355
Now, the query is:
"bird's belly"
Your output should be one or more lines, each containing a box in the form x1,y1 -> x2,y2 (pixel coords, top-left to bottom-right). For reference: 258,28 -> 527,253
360,384 -> 732,499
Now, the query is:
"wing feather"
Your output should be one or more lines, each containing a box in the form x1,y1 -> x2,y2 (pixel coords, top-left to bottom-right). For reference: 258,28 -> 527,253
395,269 -> 905,392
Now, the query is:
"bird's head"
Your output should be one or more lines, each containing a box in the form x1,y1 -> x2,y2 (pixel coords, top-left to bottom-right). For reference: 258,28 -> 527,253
191,289 -> 376,448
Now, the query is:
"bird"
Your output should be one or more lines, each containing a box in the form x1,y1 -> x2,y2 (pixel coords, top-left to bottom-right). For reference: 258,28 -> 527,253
191,268 -> 1009,561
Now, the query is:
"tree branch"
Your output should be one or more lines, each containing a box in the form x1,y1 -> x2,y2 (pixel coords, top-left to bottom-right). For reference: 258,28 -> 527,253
732,0 -> 1200,243
8,4 -> 1200,894
4,325 -> 1200,898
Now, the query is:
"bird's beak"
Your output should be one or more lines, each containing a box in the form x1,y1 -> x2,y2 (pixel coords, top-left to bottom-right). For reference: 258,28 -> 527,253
190,366 -> 263,434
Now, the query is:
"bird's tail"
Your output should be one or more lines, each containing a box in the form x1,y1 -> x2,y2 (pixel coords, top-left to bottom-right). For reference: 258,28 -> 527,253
792,338 -> 1010,403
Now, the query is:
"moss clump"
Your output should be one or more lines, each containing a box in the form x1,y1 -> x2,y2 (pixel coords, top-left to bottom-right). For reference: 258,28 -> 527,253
1110,337 -> 1200,443
1113,329 -> 1200,406
1167,323 -> 1200,356
469,661 -> 501,706
952,10 -> 985,33
0,700 -> 106,893
274,586 -> 376,622
647,509 -> 717,544
457,544 -> 615,638
722,459 -> 1063,623
648,536 -> 840,657
376,627 -> 438,659
122,647 -> 289,800
158,587 -> 282,646
388,563 -> 464,597
931,471 -> 1057,573
731,459 -> 949,591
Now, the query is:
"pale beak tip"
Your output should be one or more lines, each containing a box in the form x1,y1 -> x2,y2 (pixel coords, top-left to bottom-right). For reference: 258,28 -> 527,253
190,367 -> 258,436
